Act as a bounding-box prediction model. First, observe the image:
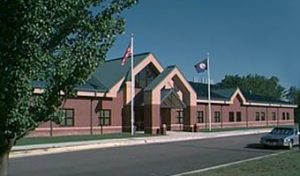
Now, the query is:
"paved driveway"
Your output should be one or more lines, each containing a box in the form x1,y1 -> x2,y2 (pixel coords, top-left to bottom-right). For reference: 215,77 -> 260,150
10,133 -> 282,176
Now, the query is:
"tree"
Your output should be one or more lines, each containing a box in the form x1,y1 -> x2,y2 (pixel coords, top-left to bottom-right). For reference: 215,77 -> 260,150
218,74 -> 285,99
285,86 -> 300,123
0,0 -> 137,175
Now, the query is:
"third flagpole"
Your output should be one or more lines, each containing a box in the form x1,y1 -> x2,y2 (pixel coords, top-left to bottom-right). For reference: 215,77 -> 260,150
207,52 -> 212,131
131,33 -> 135,136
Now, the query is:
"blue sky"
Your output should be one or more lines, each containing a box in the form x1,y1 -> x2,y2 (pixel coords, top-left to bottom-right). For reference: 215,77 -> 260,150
106,0 -> 300,89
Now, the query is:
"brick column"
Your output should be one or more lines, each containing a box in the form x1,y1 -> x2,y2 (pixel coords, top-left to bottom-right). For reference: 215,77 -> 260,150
144,104 -> 160,134
122,105 -> 131,132
183,105 -> 197,131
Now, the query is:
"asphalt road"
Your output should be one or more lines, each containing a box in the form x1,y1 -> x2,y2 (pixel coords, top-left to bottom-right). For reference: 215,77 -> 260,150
9,133 -> 283,176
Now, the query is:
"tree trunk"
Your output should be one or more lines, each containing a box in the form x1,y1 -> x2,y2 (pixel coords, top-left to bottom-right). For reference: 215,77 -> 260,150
0,150 -> 10,176
0,138 -> 14,176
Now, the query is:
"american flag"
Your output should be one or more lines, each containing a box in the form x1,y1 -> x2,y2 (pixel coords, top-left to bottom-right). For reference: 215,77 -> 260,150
121,43 -> 132,66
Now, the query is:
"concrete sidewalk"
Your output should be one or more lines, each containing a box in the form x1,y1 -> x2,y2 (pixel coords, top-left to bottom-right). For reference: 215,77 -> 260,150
10,128 -> 271,158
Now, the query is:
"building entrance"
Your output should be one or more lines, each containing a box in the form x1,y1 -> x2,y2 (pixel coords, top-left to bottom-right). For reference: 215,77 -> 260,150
135,108 -> 144,131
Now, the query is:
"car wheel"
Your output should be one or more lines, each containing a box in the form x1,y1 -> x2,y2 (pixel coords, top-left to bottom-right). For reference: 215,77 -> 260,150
288,141 -> 293,150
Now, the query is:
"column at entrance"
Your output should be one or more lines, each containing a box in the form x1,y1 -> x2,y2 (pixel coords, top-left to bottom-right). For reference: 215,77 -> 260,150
183,105 -> 197,131
160,108 -> 171,130
144,91 -> 161,134
142,66 -> 197,134
144,104 -> 160,134
122,105 -> 131,132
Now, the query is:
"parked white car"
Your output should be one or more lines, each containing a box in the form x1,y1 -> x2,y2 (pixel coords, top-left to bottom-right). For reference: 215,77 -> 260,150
260,126 -> 299,149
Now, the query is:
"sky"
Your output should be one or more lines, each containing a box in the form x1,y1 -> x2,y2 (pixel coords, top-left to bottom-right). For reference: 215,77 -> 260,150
106,0 -> 300,89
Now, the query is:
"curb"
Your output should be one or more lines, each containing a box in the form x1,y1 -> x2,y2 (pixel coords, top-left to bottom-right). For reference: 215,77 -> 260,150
10,129 -> 271,158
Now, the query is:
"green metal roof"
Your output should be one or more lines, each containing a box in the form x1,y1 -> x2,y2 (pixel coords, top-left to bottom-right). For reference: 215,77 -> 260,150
144,65 -> 176,91
76,75 -> 108,92
242,91 -> 292,105
90,52 -> 151,89
189,82 -> 232,101
190,81 -> 293,105
32,52 -> 151,93
32,79 -> 108,92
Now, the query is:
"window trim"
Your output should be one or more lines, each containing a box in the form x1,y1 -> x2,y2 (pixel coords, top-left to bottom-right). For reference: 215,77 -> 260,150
214,111 -> 221,123
177,110 -> 184,124
99,109 -> 112,126
282,112 -> 286,120
255,112 -> 260,121
272,112 -> 276,121
229,111 -> 235,122
261,112 -> 265,121
236,112 -> 241,122
60,108 -> 75,127
197,111 -> 204,123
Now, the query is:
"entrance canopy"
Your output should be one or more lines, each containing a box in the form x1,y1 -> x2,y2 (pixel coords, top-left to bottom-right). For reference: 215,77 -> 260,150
161,89 -> 186,109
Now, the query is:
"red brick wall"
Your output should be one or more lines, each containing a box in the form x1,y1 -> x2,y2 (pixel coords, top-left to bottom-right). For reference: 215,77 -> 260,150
144,104 -> 160,134
29,88 -> 296,136
100,90 -> 124,127
169,108 -> 183,131
194,100 -> 295,130
30,90 -> 124,136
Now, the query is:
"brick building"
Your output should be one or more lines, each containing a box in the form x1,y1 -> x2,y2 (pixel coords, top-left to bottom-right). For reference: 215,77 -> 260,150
32,52 -> 297,136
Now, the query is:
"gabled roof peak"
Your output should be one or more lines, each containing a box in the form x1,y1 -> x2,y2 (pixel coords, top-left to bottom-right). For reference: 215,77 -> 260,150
105,52 -> 152,63
166,65 -> 177,68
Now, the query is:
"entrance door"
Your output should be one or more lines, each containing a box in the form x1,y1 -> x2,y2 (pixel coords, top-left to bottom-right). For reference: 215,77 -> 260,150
160,108 -> 171,130
135,108 -> 144,131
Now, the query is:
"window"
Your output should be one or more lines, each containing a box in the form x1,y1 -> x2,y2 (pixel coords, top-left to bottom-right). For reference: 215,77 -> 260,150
272,112 -> 276,120
229,112 -> 234,122
99,109 -> 111,126
236,112 -> 241,122
135,64 -> 159,88
255,112 -> 260,121
214,111 -> 221,123
197,111 -> 204,123
261,112 -> 265,121
61,109 -> 75,127
287,112 -> 290,120
177,110 -> 183,124
282,112 -> 286,120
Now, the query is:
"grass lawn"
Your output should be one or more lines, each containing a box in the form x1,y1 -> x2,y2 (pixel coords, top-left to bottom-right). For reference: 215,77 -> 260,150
188,150 -> 300,176
16,133 -> 152,146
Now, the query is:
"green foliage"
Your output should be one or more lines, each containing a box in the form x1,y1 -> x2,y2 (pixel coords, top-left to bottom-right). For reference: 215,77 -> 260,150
218,74 -> 285,99
285,87 -> 300,122
0,0 -> 137,141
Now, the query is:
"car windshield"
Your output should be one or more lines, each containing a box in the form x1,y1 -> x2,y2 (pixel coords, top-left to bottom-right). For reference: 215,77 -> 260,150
270,128 -> 294,135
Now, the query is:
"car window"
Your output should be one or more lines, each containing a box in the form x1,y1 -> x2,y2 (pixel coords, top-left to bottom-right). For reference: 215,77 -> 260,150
286,130 -> 293,135
270,128 -> 293,135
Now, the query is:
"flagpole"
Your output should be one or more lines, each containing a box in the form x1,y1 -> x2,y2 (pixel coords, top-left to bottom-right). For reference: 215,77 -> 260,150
207,52 -> 212,131
130,33 -> 135,136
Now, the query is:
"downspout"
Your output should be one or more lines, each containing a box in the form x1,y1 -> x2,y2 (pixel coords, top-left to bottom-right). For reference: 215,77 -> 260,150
221,105 -> 223,128
90,99 -> 93,135
50,121 -> 53,137
245,106 -> 248,128
277,107 -> 279,126
266,107 -> 269,127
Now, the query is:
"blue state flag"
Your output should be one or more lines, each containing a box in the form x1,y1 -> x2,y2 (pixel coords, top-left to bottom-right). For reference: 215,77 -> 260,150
194,59 -> 208,73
